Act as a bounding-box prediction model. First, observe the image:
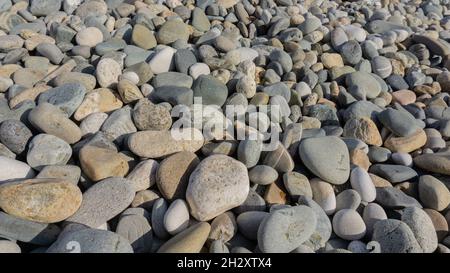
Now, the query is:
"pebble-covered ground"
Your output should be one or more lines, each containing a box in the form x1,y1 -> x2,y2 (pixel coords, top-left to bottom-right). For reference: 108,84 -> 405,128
1,0 -> 450,254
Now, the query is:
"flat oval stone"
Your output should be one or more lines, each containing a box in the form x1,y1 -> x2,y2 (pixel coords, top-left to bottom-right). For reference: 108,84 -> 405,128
375,187 -> 422,209
0,178 -> 81,223
384,129 -> 427,153
28,102 -> 82,144
257,205 -> 317,253
151,198 -> 170,239
186,154 -> 249,221
332,209 -> 366,240
372,219 -> 422,253
156,151 -> 199,201
414,153 -> 450,175
74,88 -> 123,121
299,136 -> 350,185
0,212 -> 60,245
378,108 -> 420,137
66,177 -> 135,228
128,128 -> 204,158
369,164 -> 417,183
47,228 -> 133,253
346,71 -> 381,99
26,134 -> 71,171
249,165 -> 278,185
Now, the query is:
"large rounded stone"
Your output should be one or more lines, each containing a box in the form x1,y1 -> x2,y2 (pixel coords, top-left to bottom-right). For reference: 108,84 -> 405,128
257,205 -> 317,253
0,178 -> 81,223
186,154 -> 249,221
332,209 -> 366,240
299,136 -> 350,185
418,175 -> 450,211
401,207 -> 438,253
372,219 -> 422,253
66,177 -> 135,228
156,151 -> 199,201
26,134 -> 72,170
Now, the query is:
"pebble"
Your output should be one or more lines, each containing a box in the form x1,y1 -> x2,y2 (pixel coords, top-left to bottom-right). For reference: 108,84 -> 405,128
126,159 -> 159,193
332,209 -> 366,240
164,199 -> 190,235
79,145 -> 128,182
363,203 -> 387,236
350,167 -> 376,202
149,47 -> 176,75
26,134 -> 72,170
0,212 -> 60,245
369,164 -> 418,183
47,228 -> 133,253
0,0 -> 447,253
0,119 -> 32,154
116,214 -> 153,253
128,128 -> 204,158
66,177 -> 134,228
132,99 -> 171,131
310,179 -> 336,215
36,165 -> 81,185
209,212 -> 237,242
186,155 -> 249,221
248,165 -> 278,185
96,58 -> 121,88
75,27 -> 103,47
376,187 -> 422,209
378,108 -> 420,137
336,189 -> 361,211
343,117 -> 382,146
372,219 -> 422,253
299,136 -> 350,185
0,156 -> 35,182
157,222 -> 210,253
237,211 -> 268,241
418,175 -> 450,211
0,178 -> 81,223
401,207 -> 438,253
257,206 -> 317,253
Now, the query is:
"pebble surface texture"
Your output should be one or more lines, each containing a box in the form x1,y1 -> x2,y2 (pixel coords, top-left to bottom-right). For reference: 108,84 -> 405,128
0,0 -> 450,254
